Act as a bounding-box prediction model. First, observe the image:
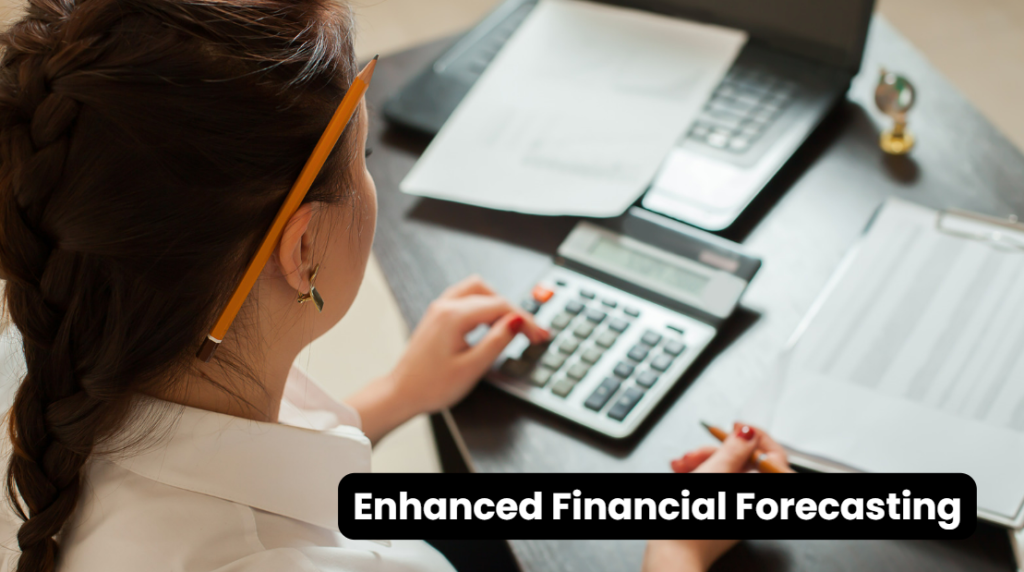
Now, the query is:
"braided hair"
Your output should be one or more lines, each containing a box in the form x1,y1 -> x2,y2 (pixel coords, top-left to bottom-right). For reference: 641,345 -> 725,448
0,1 -> 359,570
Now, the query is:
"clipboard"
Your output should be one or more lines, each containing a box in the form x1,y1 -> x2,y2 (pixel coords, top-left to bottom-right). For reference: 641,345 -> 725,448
752,198 -> 1024,569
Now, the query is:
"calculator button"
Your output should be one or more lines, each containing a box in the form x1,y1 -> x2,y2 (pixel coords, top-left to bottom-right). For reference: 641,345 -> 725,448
580,347 -> 604,364
595,330 -> 619,348
624,307 -> 641,318
641,330 -> 663,346
626,344 -> 649,362
530,367 -> 554,387
500,358 -> 532,377
607,318 -> 629,333
729,138 -> 750,152
613,362 -> 635,378
566,362 -> 590,381
585,309 -> 607,323
522,343 -> 548,361
541,352 -> 567,370
550,377 -> 576,398
558,338 -> 580,354
573,322 -> 595,339
608,387 -> 644,421
532,285 -> 554,303
650,354 -> 674,372
585,377 -> 621,411
565,300 -> 585,315
636,370 -> 659,388
664,340 -> 686,356
555,279 -> 567,286
550,312 -> 573,330
707,132 -> 728,148
521,299 -> 540,314
601,298 -> 617,308
580,289 -> 596,299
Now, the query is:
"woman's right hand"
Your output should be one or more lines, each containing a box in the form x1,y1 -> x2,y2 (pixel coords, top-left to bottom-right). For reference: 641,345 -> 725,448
387,275 -> 548,415
347,275 -> 548,443
641,424 -> 794,572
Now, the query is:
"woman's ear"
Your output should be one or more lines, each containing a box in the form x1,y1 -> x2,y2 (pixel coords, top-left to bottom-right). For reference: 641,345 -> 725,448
274,203 -> 316,293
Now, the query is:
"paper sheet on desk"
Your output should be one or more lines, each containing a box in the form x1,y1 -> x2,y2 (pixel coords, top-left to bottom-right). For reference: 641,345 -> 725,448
761,198 -> 1024,519
400,0 -> 747,217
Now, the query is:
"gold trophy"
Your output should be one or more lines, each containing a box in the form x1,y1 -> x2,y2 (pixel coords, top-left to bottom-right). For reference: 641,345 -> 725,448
875,68 -> 916,155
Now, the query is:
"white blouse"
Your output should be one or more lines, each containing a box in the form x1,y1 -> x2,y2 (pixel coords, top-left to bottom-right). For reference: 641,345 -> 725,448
0,367 -> 457,572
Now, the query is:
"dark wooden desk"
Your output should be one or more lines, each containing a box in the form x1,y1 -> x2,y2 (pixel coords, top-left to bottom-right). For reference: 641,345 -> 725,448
365,14 -> 1024,572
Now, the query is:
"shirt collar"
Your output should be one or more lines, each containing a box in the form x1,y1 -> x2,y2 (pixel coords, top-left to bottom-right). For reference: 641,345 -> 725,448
111,397 -> 371,532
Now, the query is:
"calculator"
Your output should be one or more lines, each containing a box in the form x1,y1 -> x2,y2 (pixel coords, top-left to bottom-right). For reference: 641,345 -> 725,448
486,208 -> 761,439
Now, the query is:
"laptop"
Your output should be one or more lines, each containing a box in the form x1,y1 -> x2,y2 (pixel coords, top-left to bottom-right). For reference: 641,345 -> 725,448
383,0 -> 876,231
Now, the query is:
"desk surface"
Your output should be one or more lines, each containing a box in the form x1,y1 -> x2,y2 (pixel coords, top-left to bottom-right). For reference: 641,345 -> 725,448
365,15 -> 1024,572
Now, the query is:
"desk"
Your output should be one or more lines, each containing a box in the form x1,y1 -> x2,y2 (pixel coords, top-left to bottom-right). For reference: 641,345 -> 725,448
365,15 -> 1024,572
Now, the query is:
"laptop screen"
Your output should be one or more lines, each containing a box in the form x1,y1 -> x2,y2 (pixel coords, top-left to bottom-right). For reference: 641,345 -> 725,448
603,0 -> 875,70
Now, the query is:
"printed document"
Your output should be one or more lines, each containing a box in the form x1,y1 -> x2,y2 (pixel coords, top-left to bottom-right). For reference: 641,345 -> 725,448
400,0 -> 747,217
764,199 -> 1024,519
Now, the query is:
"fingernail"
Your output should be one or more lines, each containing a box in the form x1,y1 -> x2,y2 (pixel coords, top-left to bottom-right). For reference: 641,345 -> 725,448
735,425 -> 755,441
508,315 -> 524,333
542,328 -> 552,340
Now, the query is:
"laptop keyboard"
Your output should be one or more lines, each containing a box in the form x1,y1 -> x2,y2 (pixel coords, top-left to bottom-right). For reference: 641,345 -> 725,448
687,66 -> 798,153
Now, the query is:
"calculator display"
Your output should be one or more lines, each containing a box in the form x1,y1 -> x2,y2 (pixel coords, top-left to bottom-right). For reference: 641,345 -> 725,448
588,237 -> 710,296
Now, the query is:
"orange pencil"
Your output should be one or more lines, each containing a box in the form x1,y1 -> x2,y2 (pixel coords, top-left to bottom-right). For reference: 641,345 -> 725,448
197,57 -> 378,362
700,421 -> 787,474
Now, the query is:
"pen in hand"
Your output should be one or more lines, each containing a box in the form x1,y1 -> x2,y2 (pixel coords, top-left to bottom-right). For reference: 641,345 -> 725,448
698,421 -> 788,474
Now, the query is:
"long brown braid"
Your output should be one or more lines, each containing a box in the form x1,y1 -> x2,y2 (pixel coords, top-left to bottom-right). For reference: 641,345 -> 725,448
0,1 -> 359,570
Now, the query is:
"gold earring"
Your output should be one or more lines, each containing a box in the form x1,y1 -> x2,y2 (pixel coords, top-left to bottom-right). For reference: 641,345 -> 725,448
296,263 -> 324,312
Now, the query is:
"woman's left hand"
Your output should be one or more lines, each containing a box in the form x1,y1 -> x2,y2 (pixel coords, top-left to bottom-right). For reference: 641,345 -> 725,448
642,424 -> 794,572
671,423 -> 793,474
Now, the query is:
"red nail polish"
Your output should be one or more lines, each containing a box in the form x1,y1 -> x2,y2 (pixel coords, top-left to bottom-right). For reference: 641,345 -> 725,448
671,459 -> 685,472
735,425 -> 755,441
508,315 -> 525,333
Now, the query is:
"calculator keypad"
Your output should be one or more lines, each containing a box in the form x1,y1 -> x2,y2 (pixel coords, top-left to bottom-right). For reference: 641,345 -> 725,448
584,378 -> 620,411
595,331 -> 618,348
626,345 -> 649,362
612,362 -> 635,379
573,322 -> 595,339
641,330 -> 663,346
550,377 -> 575,397
540,352 -> 566,370
650,354 -> 674,372
664,340 -> 686,356
580,347 -> 603,364
636,370 -> 659,388
558,338 -> 579,354
565,300 -> 584,314
488,267 -> 717,439
607,387 -> 644,421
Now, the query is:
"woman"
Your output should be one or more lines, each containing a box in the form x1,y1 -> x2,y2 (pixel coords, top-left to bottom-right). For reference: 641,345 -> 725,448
0,1 -> 790,571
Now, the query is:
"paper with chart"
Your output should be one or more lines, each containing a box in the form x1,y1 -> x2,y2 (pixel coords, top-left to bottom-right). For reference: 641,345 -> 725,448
400,0 -> 747,217
767,198 -> 1024,519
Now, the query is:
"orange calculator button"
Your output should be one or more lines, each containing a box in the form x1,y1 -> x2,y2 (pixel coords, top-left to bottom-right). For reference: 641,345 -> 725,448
532,285 -> 554,303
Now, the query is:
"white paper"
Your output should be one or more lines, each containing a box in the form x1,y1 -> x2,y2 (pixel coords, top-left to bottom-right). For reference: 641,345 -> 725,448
767,198 -> 1024,518
400,0 -> 747,217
